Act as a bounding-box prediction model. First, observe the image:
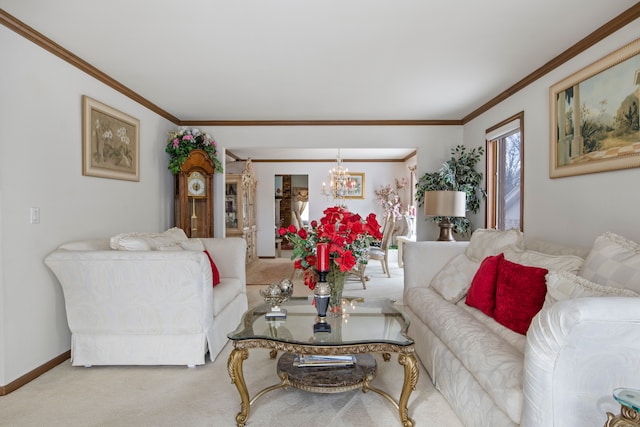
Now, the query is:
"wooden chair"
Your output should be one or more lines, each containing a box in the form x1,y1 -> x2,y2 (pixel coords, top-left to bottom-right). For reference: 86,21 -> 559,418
368,216 -> 395,278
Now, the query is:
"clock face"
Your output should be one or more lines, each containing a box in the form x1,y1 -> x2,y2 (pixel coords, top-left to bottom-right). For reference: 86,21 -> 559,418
188,172 -> 206,197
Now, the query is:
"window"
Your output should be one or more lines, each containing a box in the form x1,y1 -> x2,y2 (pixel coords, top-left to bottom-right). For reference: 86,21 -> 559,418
486,112 -> 524,231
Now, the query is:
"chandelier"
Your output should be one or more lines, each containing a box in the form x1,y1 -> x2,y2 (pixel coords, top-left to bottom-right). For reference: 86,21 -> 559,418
321,149 -> 355,201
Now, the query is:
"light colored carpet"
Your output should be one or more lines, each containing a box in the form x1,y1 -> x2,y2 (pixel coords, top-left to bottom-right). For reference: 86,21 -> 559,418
246,258 -> 297,285
0,251 -> 464,427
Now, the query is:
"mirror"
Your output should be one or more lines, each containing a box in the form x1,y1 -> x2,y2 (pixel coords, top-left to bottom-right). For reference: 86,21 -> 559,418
275,175 -> 309,256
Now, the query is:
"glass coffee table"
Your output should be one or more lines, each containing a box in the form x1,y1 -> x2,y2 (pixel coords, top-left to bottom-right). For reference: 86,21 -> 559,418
227,296 -> 418,427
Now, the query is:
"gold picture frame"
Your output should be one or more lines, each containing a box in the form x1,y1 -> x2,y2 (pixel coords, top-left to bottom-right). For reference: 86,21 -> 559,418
344,172 -> 365,199
549,38 -> 640,178
82,96 -> 140,181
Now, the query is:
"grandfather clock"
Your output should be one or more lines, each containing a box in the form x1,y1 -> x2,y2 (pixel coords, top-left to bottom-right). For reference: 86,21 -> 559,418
174,149 -> 215,238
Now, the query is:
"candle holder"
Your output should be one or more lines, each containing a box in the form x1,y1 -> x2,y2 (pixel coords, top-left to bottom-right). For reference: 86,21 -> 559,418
313,275 -> 331,333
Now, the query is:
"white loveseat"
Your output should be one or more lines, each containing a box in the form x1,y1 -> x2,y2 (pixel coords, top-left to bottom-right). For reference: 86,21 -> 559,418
45,231 -> 247,367
403,229 -> 640,427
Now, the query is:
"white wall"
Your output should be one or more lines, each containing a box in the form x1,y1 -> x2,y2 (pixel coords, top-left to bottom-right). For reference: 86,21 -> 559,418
0,27 -> 175,386
463,19 -> 640,248
203,125 -> 464,243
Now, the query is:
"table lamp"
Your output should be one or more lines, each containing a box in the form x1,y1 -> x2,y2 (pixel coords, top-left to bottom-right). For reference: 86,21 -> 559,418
424,191 -> 466,242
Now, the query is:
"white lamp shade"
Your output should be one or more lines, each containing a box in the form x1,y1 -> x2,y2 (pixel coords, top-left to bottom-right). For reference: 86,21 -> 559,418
423,191 -> 466,217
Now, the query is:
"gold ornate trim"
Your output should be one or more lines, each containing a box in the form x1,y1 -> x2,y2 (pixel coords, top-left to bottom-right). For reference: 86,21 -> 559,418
606,405 -> 640,427
232,338 -> 414,356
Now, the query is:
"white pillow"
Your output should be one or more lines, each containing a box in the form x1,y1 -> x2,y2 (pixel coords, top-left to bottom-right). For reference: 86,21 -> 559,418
181,238 -> 205,251
110,228 -> 190,251
579,232 -> 640,293
110,234 -> 152,251
544,270 -> 639,309
503,247 -> 583,274
465,228 -> 524,262
430,254 -> 480,303
59,239 -> 111,251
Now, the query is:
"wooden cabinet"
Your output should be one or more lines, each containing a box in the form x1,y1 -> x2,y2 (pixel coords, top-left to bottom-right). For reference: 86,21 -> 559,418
174,149 -> 215,238
225,160 -> 257,265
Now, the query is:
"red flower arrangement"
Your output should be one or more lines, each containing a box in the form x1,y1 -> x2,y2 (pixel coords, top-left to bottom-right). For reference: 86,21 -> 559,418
278,206 -> 383,291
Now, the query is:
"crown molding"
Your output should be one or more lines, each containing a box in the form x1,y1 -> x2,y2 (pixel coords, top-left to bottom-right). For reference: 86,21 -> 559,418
181,120 -> 461,126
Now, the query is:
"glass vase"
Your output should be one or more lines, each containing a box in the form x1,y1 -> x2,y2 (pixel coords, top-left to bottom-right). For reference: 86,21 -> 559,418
328,267 -> 347,316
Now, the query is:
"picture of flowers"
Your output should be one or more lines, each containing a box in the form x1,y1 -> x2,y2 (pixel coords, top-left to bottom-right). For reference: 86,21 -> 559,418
82,96 -> 139,181
344,172 -> 365,199
550,38 -> 640,178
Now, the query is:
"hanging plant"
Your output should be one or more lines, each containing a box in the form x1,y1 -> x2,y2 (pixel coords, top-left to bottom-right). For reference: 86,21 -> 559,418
415,145 -> 487,236
165,127 -> 224,174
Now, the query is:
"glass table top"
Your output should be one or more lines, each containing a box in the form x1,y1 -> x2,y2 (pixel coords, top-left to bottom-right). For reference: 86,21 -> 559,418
614,388 -> 640,411
228,297 -> 413,347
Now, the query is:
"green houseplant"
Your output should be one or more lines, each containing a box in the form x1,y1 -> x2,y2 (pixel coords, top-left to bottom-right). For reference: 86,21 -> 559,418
415,145 -> 487,236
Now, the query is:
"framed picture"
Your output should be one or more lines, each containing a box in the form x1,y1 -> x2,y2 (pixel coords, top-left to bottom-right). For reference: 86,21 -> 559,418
549,38 -> 640,178
344,172 -> 365,199
82,96 -> 140,181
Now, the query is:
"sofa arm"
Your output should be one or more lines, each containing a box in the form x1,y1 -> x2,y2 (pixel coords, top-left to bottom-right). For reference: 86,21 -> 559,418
403,241 -> 468,292
201,237 -> 246,284
522,297 -> 640,427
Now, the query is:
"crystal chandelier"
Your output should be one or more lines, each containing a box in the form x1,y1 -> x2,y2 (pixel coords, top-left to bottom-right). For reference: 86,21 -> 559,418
321,149 -> 355,201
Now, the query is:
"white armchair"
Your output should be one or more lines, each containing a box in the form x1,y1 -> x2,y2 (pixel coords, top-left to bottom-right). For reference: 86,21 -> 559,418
45,237 -> 247,367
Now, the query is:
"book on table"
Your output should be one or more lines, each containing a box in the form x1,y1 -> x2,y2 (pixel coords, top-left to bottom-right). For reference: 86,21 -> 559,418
294,354 -> 356,367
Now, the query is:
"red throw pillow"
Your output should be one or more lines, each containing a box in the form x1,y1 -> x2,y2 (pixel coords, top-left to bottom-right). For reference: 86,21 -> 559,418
493,258 -> 548,335
203,250 -> 221,287
465,253 -> 504,316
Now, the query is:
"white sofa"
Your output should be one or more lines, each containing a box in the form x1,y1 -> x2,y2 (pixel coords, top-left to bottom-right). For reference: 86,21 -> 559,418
403,229 -> 640,427
45,234 -> 247,367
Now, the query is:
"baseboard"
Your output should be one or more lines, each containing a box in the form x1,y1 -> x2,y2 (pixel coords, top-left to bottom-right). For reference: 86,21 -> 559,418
0,350 -> 71,396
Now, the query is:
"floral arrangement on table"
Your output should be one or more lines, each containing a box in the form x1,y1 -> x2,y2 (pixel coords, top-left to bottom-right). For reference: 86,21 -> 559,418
374,177 -> 408,220
278,206 -> 383,312
165,127 -> 224,174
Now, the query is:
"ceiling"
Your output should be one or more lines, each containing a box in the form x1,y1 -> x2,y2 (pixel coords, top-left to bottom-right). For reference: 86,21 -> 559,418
2,1 -> 638,161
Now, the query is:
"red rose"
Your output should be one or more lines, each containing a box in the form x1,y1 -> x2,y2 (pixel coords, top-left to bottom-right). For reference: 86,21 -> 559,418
294,259 -> 302,269
335,250 -> 357,272
277,227 -> 287,236
298,228 -> 307,239
305,255 -> 316,266
287,224 -> 297,234
310,220 -> 318,228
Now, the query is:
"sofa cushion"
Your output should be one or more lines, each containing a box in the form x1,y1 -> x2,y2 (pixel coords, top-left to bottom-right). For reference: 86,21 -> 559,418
579,232 -> 640,293
212,278 -> 244,315
406,286 -> 524,422
494,259 -> 548,335
503,247 -> 583,274
465,228 -> 524,262
465,253 -> 504,316
544,270 -> 639,309
430,254 -> 480,303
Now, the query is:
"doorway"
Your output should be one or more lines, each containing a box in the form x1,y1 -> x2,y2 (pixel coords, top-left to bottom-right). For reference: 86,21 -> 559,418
275,174 -> 308,253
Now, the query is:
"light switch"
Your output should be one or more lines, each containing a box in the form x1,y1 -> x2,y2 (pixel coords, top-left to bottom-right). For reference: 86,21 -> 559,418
30,207 -> 40,224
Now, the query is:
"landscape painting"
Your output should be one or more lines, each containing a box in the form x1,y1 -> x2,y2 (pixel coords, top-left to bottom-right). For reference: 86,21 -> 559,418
550,38 -> 640,178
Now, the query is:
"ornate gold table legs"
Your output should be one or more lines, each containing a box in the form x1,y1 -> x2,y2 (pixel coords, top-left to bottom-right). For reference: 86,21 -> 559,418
398,353 -> 419,427
227,348 -> 250,427
605,405 -> 640,426
228,345 -> 418,427
362,352 -> 418,427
